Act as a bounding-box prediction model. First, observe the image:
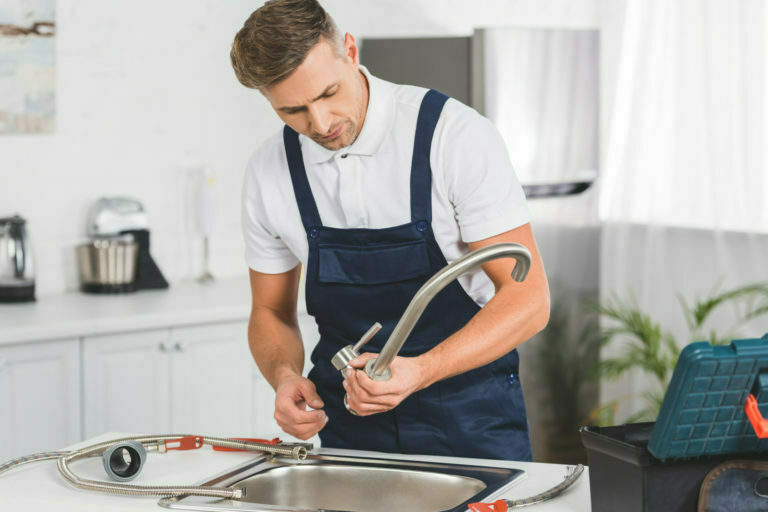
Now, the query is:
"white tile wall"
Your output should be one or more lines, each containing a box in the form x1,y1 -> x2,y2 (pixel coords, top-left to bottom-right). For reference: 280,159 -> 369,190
0,0 -> 598,297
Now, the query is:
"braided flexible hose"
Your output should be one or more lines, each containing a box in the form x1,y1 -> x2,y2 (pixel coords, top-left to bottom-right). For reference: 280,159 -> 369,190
504,464 -> 584,508
0,434 -> 310,500
0,452 -> 71,476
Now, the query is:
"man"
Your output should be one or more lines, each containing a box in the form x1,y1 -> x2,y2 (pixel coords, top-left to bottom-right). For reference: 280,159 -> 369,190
231,0 -> 549,461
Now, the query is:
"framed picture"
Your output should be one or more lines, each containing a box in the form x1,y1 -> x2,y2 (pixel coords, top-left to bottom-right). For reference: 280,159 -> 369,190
0,0 -> 55,134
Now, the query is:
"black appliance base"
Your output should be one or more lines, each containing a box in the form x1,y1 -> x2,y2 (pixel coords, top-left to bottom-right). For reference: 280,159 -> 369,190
0,284 -> 35,303
81,283 -> 136,294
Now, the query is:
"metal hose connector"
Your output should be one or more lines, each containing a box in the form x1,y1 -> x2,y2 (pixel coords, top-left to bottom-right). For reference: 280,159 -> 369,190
55,434 -> 311,500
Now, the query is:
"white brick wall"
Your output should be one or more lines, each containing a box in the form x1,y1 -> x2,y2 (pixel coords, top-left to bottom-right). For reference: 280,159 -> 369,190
0,0 -> 598,297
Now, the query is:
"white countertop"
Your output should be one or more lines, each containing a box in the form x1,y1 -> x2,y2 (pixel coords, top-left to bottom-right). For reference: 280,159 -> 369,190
0,433 -> 591,511
0,278 -> 256,346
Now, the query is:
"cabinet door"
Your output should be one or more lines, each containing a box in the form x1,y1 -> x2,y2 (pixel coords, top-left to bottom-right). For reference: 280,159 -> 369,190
169,322 -> 252,436
83,329 -> 171,438
0,339 -> 80,460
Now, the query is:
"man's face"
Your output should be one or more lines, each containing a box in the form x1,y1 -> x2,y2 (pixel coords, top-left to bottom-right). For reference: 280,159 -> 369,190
263,34 -> 368,151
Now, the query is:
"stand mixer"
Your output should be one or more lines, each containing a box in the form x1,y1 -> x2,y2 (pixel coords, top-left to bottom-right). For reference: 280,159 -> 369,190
77,197 -> 169,294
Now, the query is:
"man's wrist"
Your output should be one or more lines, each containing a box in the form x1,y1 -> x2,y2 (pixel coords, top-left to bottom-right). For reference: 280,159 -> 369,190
272,365 -> 303,389
414,351 -> 443,390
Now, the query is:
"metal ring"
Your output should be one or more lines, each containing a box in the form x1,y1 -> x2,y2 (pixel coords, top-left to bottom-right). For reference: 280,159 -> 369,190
102,440 -> 146,482
343,394 -> 360,416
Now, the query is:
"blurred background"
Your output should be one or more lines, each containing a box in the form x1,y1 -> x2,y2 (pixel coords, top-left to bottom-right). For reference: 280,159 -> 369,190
1,0 -> 767,464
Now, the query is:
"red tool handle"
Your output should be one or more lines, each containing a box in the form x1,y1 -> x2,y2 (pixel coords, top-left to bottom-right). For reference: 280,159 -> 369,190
468,500 -> 509,512
165,436 -> 204,451
212,437 -> 282,452
745,394 -> 768,438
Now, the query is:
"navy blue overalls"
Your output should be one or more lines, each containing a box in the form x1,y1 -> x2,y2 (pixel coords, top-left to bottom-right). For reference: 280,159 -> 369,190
283,89 -> 531,461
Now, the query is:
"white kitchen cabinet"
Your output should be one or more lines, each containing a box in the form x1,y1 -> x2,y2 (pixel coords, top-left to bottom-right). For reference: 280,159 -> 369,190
83,329 -> 171,438
84,322 -> 255,439
0,338 -> 80,461
169,322 -> 252,436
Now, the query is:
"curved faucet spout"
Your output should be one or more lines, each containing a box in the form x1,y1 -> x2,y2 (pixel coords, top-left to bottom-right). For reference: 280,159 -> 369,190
366,242 -> 532,381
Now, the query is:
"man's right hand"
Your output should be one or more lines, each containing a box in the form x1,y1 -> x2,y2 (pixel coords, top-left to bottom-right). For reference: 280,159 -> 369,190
274,374 -> 328,440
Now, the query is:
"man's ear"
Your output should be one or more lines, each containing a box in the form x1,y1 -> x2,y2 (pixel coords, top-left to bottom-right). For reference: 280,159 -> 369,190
344,32 -> 359,66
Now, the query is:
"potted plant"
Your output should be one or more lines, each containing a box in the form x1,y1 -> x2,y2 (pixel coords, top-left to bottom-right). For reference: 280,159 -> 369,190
592,282 -> 768,425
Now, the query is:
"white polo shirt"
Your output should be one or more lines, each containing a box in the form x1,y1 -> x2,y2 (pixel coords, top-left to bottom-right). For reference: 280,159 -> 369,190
242,66 -> 530,307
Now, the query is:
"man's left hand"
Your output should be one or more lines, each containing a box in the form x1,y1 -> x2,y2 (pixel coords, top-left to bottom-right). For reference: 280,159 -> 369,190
343,353 -> 430,415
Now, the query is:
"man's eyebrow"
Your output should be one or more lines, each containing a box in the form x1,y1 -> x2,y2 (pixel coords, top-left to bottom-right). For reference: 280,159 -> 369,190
278,82 -> 340,113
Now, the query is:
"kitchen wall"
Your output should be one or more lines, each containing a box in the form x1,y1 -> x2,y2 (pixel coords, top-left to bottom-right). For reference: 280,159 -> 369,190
0,0 -> 599,297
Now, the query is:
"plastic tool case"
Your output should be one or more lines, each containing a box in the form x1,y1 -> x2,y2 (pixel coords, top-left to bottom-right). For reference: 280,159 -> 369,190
581,334 -> 768,512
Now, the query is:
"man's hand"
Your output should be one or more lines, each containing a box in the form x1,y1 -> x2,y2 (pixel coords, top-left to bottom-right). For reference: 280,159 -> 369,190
343,353 -> 430,416
274,374 -> 328,440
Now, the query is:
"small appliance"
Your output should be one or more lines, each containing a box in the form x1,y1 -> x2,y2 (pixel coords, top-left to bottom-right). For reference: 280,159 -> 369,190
77,197 -> 169,294
0,214 -> 35,302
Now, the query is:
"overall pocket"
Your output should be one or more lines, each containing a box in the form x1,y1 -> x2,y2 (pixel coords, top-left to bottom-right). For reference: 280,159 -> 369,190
317,240 -> 431,285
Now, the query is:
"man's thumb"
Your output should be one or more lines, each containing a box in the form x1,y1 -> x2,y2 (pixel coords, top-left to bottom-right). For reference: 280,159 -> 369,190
300,380 -> 324,409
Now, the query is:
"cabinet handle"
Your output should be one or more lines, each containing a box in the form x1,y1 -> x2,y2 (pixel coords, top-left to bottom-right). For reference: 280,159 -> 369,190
159,342 -> 170,352
174,342 -> 186,352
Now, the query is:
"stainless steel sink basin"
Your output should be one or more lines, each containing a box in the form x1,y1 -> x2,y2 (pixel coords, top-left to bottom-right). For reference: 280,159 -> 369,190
160,452 -> 525,512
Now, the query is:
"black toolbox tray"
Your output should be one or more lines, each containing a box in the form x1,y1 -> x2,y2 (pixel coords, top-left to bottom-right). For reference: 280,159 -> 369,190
581,422 -> 768,512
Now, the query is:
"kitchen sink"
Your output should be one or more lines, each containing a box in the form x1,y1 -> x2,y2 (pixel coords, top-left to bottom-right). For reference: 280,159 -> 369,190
160,452 -> 526,512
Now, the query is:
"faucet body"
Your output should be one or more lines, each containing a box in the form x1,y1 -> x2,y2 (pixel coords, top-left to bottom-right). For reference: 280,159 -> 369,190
331,242 -> 532,397
367,242 -> 531,380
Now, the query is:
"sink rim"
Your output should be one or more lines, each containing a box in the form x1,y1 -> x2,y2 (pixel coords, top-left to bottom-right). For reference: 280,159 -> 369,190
159,450 -> 526,512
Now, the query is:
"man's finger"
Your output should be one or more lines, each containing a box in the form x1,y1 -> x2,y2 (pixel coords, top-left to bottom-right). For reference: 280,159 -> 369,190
348,352 -> 379,369
346,392 -> 391,416
275,394 -> 327,424
286,405 -> 327,425
275,408 -> 327,432
296,379 -> 325,409
344,376 -> 390,405
291,420 -> 327,440
347,369 -> 400,400
345,375 -> 399,408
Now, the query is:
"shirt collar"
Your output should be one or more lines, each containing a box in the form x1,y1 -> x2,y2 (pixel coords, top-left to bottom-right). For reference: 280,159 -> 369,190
300,65 -> 394,164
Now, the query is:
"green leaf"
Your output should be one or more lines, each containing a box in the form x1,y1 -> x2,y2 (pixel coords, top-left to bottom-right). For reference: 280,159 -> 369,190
745,303 -> 768,321
690,283 -> 768,330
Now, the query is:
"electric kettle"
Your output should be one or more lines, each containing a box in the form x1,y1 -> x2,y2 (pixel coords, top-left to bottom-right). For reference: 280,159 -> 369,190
0,215 -> 35,302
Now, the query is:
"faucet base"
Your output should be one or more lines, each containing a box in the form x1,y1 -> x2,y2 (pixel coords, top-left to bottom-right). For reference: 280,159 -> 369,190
365,359 -> 392,381
343,394 -> 360,416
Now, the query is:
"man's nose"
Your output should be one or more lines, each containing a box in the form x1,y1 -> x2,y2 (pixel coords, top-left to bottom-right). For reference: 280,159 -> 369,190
308,104 -> 331,135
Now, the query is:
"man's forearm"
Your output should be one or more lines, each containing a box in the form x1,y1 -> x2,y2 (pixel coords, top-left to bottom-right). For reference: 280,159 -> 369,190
248,305 -> 306,390
416,280 -> 550,389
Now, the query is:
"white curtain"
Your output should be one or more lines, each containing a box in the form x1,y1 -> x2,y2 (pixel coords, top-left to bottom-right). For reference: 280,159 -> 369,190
600,0 -> 768,419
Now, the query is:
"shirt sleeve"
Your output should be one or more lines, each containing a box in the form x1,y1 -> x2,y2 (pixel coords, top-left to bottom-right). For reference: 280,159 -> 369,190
433,101 -> 531,243
241,153 -> 300,274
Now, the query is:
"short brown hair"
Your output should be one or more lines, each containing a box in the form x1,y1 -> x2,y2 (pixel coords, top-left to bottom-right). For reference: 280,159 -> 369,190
230,0 -> 343,90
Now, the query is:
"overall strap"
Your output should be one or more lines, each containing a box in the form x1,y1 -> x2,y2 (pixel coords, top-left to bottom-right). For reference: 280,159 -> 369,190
410,89 -> 450,224
284,125 -> 323,230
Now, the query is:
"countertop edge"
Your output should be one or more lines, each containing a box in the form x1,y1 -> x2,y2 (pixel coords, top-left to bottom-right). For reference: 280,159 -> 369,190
0,278 -> 281,346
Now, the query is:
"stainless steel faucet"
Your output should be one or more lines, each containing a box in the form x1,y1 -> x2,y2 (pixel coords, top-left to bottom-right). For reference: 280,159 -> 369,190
331,242 -> 532,413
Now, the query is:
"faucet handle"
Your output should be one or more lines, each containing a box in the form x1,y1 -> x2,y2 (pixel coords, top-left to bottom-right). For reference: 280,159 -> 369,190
330,323 -> 382,417
331,322 -> 382,375
353,322 -> 383,352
